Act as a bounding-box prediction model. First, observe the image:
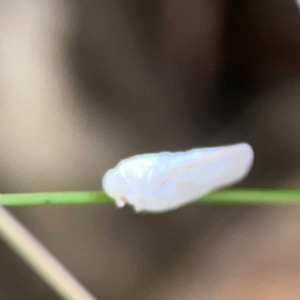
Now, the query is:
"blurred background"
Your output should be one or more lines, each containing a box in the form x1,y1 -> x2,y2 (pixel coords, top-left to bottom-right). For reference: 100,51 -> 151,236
1,0 -> 300,299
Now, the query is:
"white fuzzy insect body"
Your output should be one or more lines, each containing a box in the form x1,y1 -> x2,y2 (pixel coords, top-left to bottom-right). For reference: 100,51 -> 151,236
102,143 -> 254,213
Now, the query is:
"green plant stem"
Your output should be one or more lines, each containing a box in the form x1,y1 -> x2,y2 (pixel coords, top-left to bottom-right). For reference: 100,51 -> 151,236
200,189 -> 300,203
1,189 -> 300,206
0,191 -> 109,206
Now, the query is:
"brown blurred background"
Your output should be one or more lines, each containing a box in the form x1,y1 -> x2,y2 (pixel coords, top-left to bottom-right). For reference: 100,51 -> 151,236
1,0 -> 300,299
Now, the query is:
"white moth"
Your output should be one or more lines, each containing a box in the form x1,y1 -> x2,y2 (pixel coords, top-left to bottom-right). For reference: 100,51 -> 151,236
102,143 -> 254,213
